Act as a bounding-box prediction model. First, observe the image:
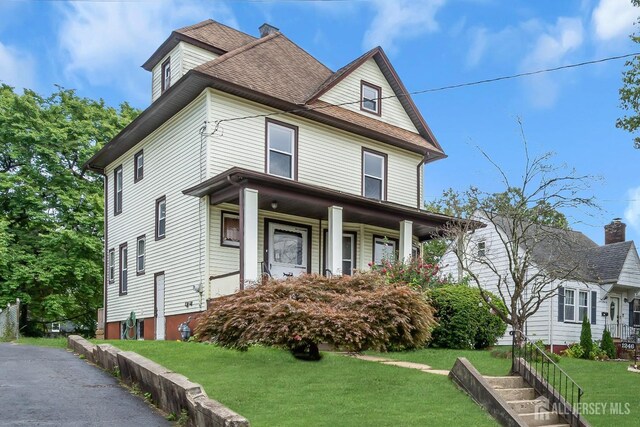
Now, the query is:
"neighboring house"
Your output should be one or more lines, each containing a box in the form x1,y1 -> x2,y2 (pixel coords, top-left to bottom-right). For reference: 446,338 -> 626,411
440,217 -> 640,352
85,21 -> 456,340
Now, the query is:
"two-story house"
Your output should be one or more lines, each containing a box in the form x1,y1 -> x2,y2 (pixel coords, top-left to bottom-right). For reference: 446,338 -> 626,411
439,216 -> 640,353
85,20 -> 455,340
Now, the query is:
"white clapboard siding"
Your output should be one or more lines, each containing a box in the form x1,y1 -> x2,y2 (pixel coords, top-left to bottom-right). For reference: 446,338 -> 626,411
319,58 -> 419,133
207,90 -> 422,208
181,42 -> 218,73
439,219 -> 609,346
619,245 -> 640,288
151,45 -> 183,103
105,93 -> 208,323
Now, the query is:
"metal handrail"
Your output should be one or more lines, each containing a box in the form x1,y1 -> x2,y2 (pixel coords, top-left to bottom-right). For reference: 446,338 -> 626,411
511,330 -> 584,427
604,322 -> 631,340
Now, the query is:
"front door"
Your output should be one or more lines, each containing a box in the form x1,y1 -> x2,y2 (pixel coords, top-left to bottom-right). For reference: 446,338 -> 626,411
267,222 -> 309,279
609,296 -> 620,338
155,273 -> 165,340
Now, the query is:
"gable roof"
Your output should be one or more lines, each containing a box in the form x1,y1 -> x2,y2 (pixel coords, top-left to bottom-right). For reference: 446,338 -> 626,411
489,214 -> 637,283
86,22 -> 446,172
142,20 -> 256,71
306,47 -> 443,155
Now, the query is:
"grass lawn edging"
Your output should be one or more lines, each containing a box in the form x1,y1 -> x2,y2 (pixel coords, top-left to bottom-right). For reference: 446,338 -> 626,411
67,335 -> 249,427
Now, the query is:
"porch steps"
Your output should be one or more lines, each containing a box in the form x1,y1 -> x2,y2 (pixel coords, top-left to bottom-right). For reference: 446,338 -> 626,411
484,376 -> 569,427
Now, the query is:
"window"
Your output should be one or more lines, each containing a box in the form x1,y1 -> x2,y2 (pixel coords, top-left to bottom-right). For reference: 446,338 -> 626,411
323,231 -> 357,275
134,150 -> 144,182
119,243 -> 128,295
156,196 -> 166,240
564,289 -> 575,322
266,119 -> 297,180
373,236 -> 397,265
578,291 -> 589,321
136,236 -> 145,275
108,249 -> 115,283
114,165 -> 123,215
477,241 -> 486,257
634,299 -> 640,327
362,149 -> 386,200
161,58 -> 171,93
361,81 -> 381,115
221,212 -> 240,247
412,244 -> 420,260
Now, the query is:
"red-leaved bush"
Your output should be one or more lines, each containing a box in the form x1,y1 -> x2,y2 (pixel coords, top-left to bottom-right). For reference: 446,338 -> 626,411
193,273 -> 436,355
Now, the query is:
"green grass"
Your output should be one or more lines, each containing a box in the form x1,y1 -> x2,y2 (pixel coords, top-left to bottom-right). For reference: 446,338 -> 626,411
103,341 -> 497,427
13,337 -> 68,348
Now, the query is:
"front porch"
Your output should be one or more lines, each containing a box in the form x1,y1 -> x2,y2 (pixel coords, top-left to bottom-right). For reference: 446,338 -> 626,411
183,168 -> 458,297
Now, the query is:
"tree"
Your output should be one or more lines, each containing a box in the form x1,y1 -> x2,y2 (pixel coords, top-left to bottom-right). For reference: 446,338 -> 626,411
0,84 -> 138,335
438,125 -> 598,344
617,0 -> 640,148
580,316 -> 593,359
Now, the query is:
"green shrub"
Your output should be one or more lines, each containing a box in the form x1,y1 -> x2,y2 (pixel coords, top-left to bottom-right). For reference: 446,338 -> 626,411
193,273 -> 437,356
562,343 -> 585,359
525,340 -> 560,363
580,316 -> 593,359
601,329 -> 617,359
590,346 -> 609,361
427,285 -> 507,349
370,257 -> 444,291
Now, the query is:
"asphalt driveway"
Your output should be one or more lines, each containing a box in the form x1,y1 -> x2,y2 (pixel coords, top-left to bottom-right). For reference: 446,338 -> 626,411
0,343 -> 169,426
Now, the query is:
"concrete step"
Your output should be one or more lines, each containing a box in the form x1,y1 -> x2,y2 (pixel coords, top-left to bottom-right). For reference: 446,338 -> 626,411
484,375 -> 527,389
507,398 -> 549,414
520,411 -> 562,426
495,387 -> 536,400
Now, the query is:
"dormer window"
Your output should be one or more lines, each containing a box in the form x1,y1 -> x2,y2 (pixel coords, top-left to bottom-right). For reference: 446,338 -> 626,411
361,81 -> 381,115
161,58 -> 171,93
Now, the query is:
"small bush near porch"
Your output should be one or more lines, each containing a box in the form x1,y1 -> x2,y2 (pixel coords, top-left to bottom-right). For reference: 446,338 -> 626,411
194,273 -> 436,357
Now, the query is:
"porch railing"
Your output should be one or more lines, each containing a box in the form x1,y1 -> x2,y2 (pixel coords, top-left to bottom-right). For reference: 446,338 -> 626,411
511,330 -> 584,427
605,323 -> 632,340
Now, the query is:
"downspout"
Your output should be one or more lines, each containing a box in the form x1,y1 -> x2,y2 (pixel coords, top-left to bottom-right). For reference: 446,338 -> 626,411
549,295 -> 554,354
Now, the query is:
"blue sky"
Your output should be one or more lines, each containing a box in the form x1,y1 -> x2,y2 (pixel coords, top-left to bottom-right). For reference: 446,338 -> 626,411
1,0 -> 640,245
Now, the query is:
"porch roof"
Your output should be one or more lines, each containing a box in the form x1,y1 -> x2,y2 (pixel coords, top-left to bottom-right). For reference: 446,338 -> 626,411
183,167 -> 468,241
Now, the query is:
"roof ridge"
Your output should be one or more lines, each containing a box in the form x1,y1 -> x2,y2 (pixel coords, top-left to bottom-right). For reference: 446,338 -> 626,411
275,33 -> 332,75
175,19 -> 215,32
194,32 -> 280,73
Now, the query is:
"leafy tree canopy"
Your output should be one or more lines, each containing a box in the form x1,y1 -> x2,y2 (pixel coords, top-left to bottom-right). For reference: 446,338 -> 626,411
0,84 -> 138,334
617,0 -> 640,148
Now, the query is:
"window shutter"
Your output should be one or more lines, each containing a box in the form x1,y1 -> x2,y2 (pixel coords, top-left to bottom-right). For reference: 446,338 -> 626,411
591,291 -> 597,325
630,301 -> 634,327
558,286 -> 565,322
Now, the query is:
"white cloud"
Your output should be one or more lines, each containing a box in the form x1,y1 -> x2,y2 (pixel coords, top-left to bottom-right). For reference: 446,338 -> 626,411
0,41 -> 36,89
520,17 -> 584,108
624,186 -> 640,229
592,0 -> 637,41
362,0 -> 446,52
57,0 -> 237,103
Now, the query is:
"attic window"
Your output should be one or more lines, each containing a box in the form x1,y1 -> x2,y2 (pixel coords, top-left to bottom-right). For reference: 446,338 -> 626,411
161,58 -> 171,93
361,81 -> 381,115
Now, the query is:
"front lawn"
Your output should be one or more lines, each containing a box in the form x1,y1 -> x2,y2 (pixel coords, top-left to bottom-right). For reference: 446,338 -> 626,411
104,341 -> 497,427
14,337 -> 67,348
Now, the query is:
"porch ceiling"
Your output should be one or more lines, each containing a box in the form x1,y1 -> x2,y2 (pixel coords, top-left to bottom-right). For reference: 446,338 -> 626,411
183,167 -> 471,241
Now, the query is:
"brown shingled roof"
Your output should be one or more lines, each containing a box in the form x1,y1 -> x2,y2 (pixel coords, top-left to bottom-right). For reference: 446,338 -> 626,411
195,32 -> 332,104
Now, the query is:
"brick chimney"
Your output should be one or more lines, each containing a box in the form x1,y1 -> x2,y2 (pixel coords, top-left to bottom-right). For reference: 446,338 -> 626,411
259,23 -> 279,38
605,218 -> 626,244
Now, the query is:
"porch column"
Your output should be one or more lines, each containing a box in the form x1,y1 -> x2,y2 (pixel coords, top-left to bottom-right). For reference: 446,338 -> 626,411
327,206 -> 343,276
240,188 -> 259,287
399,220 -> 413,262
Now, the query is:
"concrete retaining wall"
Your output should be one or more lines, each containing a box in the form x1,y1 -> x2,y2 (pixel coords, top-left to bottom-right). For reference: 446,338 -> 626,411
449,357 -> 527,427
67,335 -> 249,426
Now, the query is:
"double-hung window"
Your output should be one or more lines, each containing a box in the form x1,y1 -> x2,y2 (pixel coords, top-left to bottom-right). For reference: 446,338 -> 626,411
361,81 -> 381,115
136,236 -> 145,274
266,119 -> 297,180
221,212 -> 240,247
134,150 -> 144,182
362,149 -> 386,200
114,165 -> 123,215
161,58 -> 171,93
156,196 -> 166,240
578,291 -> 589,321
323,231 -> 357,276
108,249 -> 115,283
564,289 -> 575,322
119,243 -> 128,295
373,236 -> 397,266
477,241 -> 486,257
